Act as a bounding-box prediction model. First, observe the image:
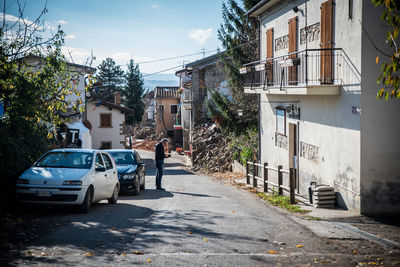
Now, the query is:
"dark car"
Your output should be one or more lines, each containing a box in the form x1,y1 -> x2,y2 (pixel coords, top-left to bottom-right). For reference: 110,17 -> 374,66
105,149 -> 145,195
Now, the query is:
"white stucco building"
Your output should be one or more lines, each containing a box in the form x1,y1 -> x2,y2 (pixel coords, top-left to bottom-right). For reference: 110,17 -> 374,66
243,0 -> 400,216
87,93 -> 133,149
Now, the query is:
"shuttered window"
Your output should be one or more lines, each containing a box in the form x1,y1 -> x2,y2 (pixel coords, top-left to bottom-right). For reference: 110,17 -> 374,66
100,113 -> 112,127
266,28 -> 274,85
320,0 -> 334,84
288,16 -> 298,85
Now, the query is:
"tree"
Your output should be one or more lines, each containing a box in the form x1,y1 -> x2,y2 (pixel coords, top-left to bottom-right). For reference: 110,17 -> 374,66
123,59 -> 145,125
95,58 -> 124,102
207,0 -> 260,162
0,1 -> 87,198
373,0 -> 400,100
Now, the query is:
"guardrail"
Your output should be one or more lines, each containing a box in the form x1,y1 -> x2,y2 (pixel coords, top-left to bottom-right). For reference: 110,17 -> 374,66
246,161 -> 296,204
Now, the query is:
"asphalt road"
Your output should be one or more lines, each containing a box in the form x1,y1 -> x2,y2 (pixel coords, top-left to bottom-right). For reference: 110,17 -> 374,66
7,150 -> 397,266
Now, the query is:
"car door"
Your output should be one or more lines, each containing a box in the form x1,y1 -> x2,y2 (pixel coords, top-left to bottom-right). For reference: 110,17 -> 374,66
93,152 -> 107,201
101,153 -> 117,197
134,151 -> 145,185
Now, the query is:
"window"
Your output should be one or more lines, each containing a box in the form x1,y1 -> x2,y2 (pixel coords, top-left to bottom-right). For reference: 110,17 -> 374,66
95,153 -> 105,168
276,107 -> 286,135
159,105 -> 164,114
100,141 -> 112,149
170,104 -> 178,114
100,113 -> 112,127
102,153 -> 113,170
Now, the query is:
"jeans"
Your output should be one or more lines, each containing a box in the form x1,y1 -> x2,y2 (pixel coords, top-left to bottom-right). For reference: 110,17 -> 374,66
155,160 -> 164,189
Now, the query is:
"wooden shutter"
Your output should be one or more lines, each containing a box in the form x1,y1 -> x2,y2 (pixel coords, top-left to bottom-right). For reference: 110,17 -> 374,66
320,0 -> 334,84
100,113 -> 111,127
288,16 -> 298,85
266,28 -> 274,86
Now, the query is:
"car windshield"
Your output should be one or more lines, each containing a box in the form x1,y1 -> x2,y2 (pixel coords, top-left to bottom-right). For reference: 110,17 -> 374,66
108,152 -> 136,165
35,152 -> 93,169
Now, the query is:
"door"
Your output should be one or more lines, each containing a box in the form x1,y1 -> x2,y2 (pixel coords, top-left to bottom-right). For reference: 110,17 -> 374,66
93,152 -> 107,200
320,0 -> 334,84
288,123 -> 298,192
101,153 -> 117,197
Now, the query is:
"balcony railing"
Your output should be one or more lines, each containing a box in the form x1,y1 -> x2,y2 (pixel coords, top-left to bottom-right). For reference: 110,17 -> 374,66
241,48 -> 344,91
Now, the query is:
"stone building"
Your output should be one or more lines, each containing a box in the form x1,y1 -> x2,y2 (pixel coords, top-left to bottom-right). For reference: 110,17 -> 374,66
242,0 -> 400,216
176,53 -> 228,151
154,86 -> 180,137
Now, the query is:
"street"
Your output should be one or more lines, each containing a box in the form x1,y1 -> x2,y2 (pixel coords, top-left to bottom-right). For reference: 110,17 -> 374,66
6,150 -> 399,266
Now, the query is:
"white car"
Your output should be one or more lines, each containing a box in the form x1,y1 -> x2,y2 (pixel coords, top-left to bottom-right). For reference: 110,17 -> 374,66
16,149 -> 120,213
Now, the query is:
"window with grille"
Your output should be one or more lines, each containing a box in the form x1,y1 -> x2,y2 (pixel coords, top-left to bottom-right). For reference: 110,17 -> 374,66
170,104 -> 178,114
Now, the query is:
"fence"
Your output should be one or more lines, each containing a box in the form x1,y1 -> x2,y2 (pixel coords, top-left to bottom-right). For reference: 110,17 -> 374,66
246,161 -> 296,204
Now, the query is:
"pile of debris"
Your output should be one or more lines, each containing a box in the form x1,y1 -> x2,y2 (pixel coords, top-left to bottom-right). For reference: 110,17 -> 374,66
131,126 -> 156,139
191,119 -> 233,173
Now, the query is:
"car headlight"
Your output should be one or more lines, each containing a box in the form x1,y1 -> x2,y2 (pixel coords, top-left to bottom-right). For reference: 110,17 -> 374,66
16,178 -> 29,184
62,180 -> 82,186
122,173 -> 135,180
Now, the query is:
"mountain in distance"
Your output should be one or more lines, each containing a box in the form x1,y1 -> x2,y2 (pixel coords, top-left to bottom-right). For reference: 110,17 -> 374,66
143,73 -> 179,90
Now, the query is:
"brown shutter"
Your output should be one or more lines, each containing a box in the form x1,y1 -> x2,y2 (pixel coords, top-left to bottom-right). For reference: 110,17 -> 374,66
100,114 -> 111,127
320,0 -> 334,84
288,16 -> 298,85
266,28 -> 274,86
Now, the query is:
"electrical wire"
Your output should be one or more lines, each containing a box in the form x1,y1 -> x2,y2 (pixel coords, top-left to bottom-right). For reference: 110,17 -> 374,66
135,49 -> 218,65
142,65 -> 183,77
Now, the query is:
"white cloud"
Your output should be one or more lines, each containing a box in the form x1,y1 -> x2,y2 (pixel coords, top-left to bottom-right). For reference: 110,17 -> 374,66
58,19 -> 68,25
151,4 -> 158,8
0,13 -> 43,30
65,34 -> 76,40
188,28 -> 213,45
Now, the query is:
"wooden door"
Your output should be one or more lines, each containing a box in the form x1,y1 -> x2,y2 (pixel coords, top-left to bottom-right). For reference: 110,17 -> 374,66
288,16 -> 298,85
266,27 -> 274,86
320,0 -> 334,84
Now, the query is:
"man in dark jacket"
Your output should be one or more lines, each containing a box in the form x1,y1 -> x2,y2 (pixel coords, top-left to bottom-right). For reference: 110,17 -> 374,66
155,138 -> 168,190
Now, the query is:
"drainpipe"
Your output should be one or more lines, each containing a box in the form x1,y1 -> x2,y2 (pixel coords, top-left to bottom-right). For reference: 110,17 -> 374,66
257,15 -> 261,163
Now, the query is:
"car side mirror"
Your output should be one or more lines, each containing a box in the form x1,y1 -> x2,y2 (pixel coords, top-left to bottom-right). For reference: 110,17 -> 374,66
95,166 -> 106,172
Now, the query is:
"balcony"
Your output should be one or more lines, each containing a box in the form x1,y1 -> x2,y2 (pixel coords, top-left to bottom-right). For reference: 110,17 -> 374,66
241,49 -> 344,95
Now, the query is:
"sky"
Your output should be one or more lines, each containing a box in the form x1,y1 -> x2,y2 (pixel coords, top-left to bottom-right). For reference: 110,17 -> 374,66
2,0 -> 227,76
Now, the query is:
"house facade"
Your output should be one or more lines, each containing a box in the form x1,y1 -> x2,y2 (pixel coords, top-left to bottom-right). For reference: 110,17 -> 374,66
87,93 -> 133,149
154,87 -> 180,137
243,0 -> 399,216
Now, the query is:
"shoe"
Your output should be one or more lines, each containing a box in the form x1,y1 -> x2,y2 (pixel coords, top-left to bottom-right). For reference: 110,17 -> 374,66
157,187 -> 165,191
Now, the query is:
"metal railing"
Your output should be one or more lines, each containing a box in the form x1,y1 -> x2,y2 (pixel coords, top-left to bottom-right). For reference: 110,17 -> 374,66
241,48 -> 344,90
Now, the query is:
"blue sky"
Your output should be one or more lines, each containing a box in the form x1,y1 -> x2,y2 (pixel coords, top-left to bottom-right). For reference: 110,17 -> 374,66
2,0 -> 227,75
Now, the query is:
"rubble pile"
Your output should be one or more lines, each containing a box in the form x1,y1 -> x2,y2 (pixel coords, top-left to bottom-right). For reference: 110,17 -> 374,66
132,126 -> 156,139
191,119 -> 233,173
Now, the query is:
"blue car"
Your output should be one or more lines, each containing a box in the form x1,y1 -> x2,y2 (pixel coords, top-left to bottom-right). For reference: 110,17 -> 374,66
105,149 -> 146,195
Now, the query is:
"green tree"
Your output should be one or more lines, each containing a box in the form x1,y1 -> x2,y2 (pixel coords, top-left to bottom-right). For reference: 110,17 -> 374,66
207,0 -> 260,163
373,0 -> 400,100
95,58 -> 124,102
123,59 -> 145,125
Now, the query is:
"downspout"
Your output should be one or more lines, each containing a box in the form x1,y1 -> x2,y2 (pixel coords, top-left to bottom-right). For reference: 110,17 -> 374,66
257,16 -> 262,164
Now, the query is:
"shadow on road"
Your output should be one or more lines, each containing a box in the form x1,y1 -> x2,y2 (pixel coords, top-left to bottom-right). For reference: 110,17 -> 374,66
168,191 -> 221,198
119,189 -> 173,200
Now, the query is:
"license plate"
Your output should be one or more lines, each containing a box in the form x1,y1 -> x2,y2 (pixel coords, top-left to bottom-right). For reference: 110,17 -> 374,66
36,191 -> 52,197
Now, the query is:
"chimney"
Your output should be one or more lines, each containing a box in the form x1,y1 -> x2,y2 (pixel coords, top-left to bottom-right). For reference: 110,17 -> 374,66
114,92 -> 121,105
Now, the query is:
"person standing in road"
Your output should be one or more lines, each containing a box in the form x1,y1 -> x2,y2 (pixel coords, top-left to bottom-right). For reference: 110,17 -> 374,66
155,138 -> 168,191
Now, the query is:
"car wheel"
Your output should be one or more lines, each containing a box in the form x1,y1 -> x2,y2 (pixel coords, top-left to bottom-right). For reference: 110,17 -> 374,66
140,176 -> 145,190
108,184 -> 119,204
79,187 -> 93,213
133,177 -> 140,195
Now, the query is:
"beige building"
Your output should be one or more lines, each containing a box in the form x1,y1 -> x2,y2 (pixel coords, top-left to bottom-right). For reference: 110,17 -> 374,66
87,93 -> 133,149
154,87 -> 180,137
243,0 -> 400,216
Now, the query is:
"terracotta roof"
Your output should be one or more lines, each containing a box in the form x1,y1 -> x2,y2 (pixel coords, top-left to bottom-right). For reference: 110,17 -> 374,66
154,86 -> 180,98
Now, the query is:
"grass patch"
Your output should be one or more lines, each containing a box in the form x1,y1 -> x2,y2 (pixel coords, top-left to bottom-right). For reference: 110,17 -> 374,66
304,215 -> 322,221
257,192 -> 310,214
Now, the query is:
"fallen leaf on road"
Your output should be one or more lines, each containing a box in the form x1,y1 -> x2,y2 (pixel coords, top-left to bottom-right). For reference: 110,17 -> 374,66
132,250 -> 144,255
147,258 -> 151,263
296,244 -> 303,248
85,252 -> 95,256
203,238 -> 208,242
268,250 -> 278,254
353,249 -> 357,254
111,227 -> 116,230
120,253 -> 127,256
188,231 -> 193,235
231,210 -> 235,214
